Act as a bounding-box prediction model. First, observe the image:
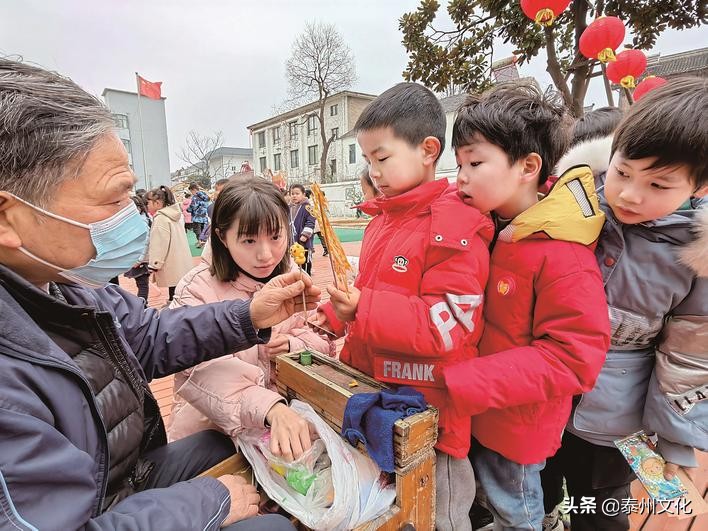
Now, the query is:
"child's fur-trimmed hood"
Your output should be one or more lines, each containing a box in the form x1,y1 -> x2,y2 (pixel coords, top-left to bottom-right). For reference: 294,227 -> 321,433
556,135 -> 613,177
680,204 -> 708,278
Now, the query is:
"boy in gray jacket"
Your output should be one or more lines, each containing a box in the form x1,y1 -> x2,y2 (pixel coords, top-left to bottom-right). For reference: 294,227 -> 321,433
542,77 -> 708,531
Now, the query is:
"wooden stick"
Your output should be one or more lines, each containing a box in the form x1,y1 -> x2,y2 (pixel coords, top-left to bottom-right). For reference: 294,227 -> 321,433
299,267 -> 307,315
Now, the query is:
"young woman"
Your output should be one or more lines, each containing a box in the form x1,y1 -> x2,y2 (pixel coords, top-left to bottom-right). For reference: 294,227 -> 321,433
168,177 -> 333,460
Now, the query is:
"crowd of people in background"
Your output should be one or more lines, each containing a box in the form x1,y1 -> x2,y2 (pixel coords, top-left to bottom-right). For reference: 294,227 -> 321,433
127,177 -> 345,308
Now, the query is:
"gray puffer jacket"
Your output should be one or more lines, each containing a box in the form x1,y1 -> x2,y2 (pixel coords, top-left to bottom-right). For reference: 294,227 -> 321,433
0,264 -> 270,530
568,182 -> 708,467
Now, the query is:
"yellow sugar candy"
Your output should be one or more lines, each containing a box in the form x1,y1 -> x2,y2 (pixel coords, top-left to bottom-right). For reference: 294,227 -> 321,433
290,243 -> 306,266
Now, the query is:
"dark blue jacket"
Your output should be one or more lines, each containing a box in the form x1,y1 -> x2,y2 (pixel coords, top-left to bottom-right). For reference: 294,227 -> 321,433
289,201 -> 316,251
0,264 -> 270,530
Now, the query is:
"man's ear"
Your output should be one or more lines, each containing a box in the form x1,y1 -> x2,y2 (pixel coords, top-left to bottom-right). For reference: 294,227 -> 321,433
693,184 -> 708,199
0,193 -> 22,249
519,153 -> 543,184
421,136 -> 442,166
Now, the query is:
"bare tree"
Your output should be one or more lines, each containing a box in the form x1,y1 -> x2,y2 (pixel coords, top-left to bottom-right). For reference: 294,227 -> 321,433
178,130 -> 225,184
285,21 -> 356,183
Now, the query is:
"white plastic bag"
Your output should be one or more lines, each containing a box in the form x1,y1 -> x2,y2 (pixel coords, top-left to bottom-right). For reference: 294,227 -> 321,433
238,400 -> 396,530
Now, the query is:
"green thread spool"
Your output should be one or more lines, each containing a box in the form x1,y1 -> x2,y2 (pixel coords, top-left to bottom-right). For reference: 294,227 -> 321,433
300,350 -> 312,366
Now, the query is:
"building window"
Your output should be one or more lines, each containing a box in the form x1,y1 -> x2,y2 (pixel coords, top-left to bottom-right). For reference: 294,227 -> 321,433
349,144 -> 356,164
290,149 -> 299,168
272,127 -> 280,143
289,121 -> 298,141
231,165 -> 238,172
331,127 -> 339,140
259,156 -> 267,172
307,115 -> 318,135
113,114 -> 128,129
330,104 -> 338,116
330,159 -> 337,177
308,145 -> 318,165
273,153 -> 281,171
121,138 -> 131,154
257,131 -> 266,148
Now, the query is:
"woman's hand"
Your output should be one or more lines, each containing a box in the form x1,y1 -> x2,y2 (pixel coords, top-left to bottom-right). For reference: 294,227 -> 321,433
265,402 -> 313,462
265,334 -> 290,358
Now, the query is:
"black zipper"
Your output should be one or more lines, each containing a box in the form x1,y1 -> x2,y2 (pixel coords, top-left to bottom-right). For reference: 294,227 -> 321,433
93,314 -> 144,403
93,313 -> 163,454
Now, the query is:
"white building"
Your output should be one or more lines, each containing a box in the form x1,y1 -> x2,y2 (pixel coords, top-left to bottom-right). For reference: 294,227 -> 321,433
170,162 -> 207,185
437,64 -> 537,180
247,91 -> 376,185
102,88 -> 171,190
207,147 -> 254,183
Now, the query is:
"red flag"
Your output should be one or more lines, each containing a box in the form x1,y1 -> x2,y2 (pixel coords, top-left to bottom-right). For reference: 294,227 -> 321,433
137,75 -> 162,100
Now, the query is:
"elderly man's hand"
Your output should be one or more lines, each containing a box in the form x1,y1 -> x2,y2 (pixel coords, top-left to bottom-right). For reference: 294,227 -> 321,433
250,270 -> 321,330
216,474 -> 260,526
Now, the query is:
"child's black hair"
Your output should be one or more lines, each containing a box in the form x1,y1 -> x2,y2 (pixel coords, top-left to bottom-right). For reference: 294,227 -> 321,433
289,183 -> 305,194
145,185 -> 175,206
355,82 -> 446,162
359,165 -> 374,190
453,81 -> 572,185
131,194 -> 148,216
612,76 -> 707,188
571,106 -> 623,147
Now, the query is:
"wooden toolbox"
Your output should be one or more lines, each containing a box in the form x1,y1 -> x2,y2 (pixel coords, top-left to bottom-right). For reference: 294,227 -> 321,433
276,350 -> 439,531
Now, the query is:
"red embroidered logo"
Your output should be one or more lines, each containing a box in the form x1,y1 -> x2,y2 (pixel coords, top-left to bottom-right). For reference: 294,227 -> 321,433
497,277 -> 516,296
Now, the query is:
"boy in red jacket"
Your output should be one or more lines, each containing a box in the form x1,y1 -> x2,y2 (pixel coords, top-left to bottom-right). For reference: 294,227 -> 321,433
314,82 -> 493,530
446,82 -> 611,530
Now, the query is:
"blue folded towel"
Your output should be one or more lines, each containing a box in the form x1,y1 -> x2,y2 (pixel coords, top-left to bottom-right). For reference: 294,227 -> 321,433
341,386 -> 427,472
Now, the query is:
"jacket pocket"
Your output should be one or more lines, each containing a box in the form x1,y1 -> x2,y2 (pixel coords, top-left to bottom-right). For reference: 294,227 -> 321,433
572,351 -> 654,438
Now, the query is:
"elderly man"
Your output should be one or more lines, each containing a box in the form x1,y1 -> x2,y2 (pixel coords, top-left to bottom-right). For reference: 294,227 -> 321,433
0,59 -> 316,530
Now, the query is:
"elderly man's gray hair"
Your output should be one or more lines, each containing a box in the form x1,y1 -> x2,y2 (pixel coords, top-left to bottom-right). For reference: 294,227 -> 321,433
0,58 -> 116,207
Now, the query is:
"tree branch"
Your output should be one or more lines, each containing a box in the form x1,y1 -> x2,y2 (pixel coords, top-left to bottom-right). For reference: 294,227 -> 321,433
544,26 -> 573,108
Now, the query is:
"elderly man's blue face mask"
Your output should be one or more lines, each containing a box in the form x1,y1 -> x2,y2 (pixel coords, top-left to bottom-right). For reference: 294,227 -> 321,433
10,194 -> 149,288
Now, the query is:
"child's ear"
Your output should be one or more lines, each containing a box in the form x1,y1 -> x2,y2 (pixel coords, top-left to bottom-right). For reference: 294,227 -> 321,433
693,184 -> 708,199
520,153 -> 543,184
421,136 -> 441,166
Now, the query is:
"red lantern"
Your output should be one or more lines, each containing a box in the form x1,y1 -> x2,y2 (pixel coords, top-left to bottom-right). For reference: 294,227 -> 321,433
633,76 -> 668,101
580,16 -> 626,63
606,49 -> 647,88
520,0 -> 571,26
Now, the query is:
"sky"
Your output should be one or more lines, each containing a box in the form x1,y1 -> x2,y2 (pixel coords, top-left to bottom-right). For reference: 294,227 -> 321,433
2,0 -> 705,171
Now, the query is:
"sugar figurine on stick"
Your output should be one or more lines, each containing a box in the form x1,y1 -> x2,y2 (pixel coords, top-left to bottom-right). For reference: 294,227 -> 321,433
306,184 -> 352,293
289,243 -> 308,315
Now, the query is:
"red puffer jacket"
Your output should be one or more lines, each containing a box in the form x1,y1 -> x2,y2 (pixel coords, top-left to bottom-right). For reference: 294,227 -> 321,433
445,166 -> 611,464
321,179 -> 494,458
